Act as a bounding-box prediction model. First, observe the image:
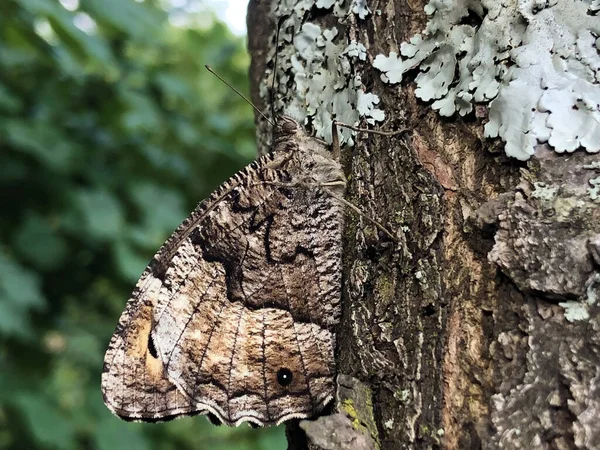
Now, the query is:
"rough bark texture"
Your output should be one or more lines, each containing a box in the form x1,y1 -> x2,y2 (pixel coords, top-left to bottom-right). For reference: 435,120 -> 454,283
247,0 -> 600,449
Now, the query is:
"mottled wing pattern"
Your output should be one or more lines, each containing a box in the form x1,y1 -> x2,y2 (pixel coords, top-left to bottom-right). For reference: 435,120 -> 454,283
101,118 -> 345,426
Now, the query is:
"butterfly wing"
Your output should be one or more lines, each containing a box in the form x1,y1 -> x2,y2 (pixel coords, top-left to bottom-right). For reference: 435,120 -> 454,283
100,270 -> 198,421
102,139 -> 343,426
100,162 -> 256,422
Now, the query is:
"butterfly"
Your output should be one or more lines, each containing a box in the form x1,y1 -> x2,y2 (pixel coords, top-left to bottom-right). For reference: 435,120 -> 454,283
101,116 -> 345,427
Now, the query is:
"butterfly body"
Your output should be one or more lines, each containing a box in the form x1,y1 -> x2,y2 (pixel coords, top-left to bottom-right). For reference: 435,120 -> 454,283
101,117 -> 345,427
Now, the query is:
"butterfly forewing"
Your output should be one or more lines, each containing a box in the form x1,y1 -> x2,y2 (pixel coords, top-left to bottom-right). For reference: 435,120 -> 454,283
101,117 -> 343,426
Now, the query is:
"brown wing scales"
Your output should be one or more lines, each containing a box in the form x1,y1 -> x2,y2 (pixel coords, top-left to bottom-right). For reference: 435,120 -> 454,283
101,118 -> 344,426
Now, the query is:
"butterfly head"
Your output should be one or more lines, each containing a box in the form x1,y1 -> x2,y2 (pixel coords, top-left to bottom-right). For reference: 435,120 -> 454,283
271,115 -> 303,154
271,115 -> 345,194
274,115 -> 301,136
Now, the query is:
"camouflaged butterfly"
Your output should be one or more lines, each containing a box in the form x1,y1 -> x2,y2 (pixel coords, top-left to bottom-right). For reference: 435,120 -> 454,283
101,116 -> 344,427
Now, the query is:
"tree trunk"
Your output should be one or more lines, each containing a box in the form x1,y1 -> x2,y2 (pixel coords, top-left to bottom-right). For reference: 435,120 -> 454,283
247,1 -> 600,449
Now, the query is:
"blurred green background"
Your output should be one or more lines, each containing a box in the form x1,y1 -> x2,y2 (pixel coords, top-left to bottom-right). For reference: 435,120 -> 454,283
0,0 -> 286,449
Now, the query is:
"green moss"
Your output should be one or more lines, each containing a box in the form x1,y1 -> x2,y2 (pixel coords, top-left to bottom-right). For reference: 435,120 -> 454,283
366,394 -> 373,410
340,399 -> 368,433
375,273 -> 395,302
340,392 -> 380,448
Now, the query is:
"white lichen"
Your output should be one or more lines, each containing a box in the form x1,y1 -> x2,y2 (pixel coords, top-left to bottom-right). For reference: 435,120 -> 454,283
352,0 -> 371,19
357,91 -> 385,124
588,176 -> 600,201
559,301 -> 590,322
373,51 -> 404,84
316,0 -> 336,9
583,161 -> 600,170
268,0 -> 383,146
344,40 -> 367,60
531,182 -> 558,200
373,0 -> 600,160
560,275 -> 599,322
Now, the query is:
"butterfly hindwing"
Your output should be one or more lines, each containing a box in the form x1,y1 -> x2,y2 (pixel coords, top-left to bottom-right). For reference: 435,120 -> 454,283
101,117 -> 344,426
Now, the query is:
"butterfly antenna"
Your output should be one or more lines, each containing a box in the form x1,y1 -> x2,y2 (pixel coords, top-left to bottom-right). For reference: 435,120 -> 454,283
205,65 -> 274,127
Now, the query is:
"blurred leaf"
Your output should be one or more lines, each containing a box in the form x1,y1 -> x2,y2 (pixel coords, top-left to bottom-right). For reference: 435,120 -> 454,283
0,37 -> 39,69
113,239 -> 148,283
154,72 -> 194,106
172,118 -> 202,146
95,419 -> 150,450
128,182 -> 186,237
14,393 -> 76,450
73,189 -> 124,241
19,0 -> 117,73
0,83 -> 23,113
82,0 -> 164,41
207,113 -> 234,133
13,212 -> 68,271
121,90 -> 162,131
0,301 -> 37,340
0,251 -> 46,338
3,119 -> 74,172
0,158 -> 29,183
257,428 -> 288,449
64,329 -> 103,367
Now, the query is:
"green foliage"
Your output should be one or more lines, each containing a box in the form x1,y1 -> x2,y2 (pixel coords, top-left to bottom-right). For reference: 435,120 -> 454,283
0,1 -> 286,449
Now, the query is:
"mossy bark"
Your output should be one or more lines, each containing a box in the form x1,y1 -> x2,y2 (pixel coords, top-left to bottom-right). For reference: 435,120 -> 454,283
247,1 -> 600,449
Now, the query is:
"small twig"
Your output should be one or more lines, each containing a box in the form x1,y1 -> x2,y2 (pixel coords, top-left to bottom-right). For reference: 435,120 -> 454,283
333,120 -> 408,137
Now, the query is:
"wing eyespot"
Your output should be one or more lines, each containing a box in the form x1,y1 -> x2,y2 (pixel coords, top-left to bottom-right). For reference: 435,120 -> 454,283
147,333 -> 158,359
276,367 -> 293,387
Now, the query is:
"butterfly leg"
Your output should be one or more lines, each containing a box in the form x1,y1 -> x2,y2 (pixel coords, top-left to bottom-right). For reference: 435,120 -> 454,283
322,188 -> 398,242
261,180 -> 397,242
331,120 -> 341,161
330,120 -> 405,242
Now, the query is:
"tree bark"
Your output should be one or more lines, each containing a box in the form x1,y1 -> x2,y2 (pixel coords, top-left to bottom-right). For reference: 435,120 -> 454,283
247,1 -> 600,449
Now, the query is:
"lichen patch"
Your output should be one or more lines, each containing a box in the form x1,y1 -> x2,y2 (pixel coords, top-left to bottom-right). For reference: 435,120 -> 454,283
268,0 -> 385,146
373,0 -> 600,160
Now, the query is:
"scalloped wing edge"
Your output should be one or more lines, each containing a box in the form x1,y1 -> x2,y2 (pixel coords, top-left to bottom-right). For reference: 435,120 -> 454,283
103,393 -> 334,427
